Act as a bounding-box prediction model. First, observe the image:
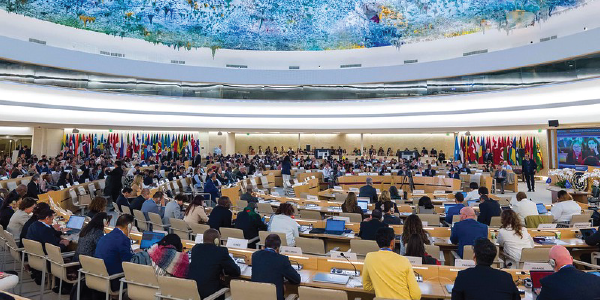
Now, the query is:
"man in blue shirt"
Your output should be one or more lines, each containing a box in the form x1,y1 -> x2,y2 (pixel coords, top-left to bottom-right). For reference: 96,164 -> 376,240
94,214 -> 136,292
141,191 -> 165,219
450,207 -> 488,258
445,192 -> 465,224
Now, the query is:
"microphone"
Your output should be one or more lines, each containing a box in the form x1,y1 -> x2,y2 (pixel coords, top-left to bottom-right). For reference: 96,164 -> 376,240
339,252 -> 359,277
289,260 -> 302,271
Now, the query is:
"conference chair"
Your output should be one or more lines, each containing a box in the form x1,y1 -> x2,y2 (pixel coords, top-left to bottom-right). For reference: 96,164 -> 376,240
189,223 -> 210,237
148,212 -> 169,232
0,225 -> 6,271
236,200 -> 248,211
22,239 -> 50,300
120,262 -> 159,300
295,237 -> 326,255
5,231 -> 25,293
417,214 -> 440,227
298,286 -> 347,300
169,218 -> 192,240
78,255 -> 125,300
334,193 -> 347,203
121,205 -> 132,216
87,184 -> 102,198
113,204 -> 123,216
459,245 -> 502,267
425,245 -> 443,263
339,212 -> 362,223
349,239 -> 379,257
524,215 -> 554,228
519,248 -> 551,268
156,275 -> 229,300
490,216 -> 502,227
69,189 -> 88,216
179,179 -> 194,199
258,231 -> 287,249
299,209 -> 322,220
6,181 -> 17,191
220,228 -> 250,246
230,279 -> 297,300
260,176 -> 272,192
98,179 -> 106,192
46,243 -> 79,300
257,203 -> 274,215
132,209 -> 149,231
570,214 -> 592,225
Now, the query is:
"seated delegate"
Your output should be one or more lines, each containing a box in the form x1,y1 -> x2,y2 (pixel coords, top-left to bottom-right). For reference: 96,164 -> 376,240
251,234 -> 301,300
358,209 -> 388,241
268,203 -> 299,246
450,207 -> 488,258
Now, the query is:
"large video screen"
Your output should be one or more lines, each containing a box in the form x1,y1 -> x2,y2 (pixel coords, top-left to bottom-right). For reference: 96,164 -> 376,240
557,128 -> 600,169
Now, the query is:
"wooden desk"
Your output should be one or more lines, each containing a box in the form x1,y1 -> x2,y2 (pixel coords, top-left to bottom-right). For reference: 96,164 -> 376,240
547,186 -> 591,204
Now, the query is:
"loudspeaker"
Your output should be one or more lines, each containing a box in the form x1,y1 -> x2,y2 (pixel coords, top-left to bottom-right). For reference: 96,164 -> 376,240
306,144 -> 311,151
548,120 -> 559,127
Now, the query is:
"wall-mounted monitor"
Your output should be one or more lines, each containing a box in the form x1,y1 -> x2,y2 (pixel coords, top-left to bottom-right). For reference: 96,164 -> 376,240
557,128 -> 600,170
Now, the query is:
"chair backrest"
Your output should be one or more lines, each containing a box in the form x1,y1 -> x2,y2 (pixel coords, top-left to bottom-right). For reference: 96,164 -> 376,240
46,243 -> 69,280
462,245 -> 475,260
189,223 -> 210,236
7,181 -> 17,191
170,218 -> 191,240
121,206 -> 132,215
122,262 -> 159,300
98,180 -> 106,190
417,214 -> 440,227
69,189 -> 80,205
237,200 -> 248,210
22,239 -> 47,272
257,203 -> 274,214
295,237 -> 325,255
490,216 -> 502,227
88,184 -> 96,194
299,209 -> 322,220
157,276 -> 201,300
520,248 -> 551,264
133,209 -> 149,231
570,214 -> 591,224
113,204 -> 122,215
2,230 -> 22,262
220,227 -> 245,242
259,231 -> 287,247
424,245 -> 441,261
299,286 -> 347,300
524,215 -> 554,228
452,215 -> 461,223
148,212 -> 165,230
339,212 -> 362,223
349,239 -> 379,256
334,193 -> 347,203
230,279 -> 277,300
79,255 -> 111,293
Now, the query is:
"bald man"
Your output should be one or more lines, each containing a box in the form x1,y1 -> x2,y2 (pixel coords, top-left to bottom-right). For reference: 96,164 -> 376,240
537,245 -> 600,300
450,207 -> 488,258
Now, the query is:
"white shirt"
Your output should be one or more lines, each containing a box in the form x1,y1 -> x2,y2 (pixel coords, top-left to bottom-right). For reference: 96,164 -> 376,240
502,165 -> 513,170
268,214 -> 299,246
512,199 -> 539,223
551,200 -> 581,223
464,190 -> 480,201
497,227 -> 534,264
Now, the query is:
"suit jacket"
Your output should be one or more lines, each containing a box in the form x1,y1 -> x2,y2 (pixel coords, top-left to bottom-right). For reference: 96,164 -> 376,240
484,153 -> 494,163
240,193 -> 258,204
26,181 -> 40,198
451,265 -> 520,300
207,206 -> 232,231
130,196 -> 146,211
359,185 -> 378,203
141,199 -> 164,219
494,169 -> 507,181
204,180 -> 221,203
449,173 -> 460,179
235,210 -> 267,241
423,169 -> 436,177
538,265 -> 600,300
115,194 -> 131,210
450,219 -> 488,258
359,219 -> 389,240
477,199 -> 501,225
94,228 -> 133,275
251,249 -> 301,300
25,221 -> 65,253
187,244 -> 240,299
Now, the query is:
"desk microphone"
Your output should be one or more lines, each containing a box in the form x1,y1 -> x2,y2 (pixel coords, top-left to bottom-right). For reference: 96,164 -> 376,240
289,260 -> 302,271
340,252 -> 358,276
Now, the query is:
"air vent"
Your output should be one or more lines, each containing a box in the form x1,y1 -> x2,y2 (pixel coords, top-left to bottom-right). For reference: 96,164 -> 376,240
463,49 -> 488,57
340,64 -> 362,68
170,60 -> 185,65
289,66 -> 300,70
99,51 -> 125,58
226,64 -> 248,69
28,38 -> 46,45
540,35 -> 558,42
404,59 -> 418,64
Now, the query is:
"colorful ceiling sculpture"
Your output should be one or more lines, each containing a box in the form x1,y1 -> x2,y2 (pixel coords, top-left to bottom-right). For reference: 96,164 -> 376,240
0,0 -> 589,51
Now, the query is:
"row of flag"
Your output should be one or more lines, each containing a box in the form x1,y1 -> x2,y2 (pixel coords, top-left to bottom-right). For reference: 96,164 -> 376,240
453,135 -> 543,170
60,132 -> 200,159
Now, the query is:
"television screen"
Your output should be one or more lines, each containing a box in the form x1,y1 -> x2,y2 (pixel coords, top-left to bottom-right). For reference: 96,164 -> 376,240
557,128 -> 600,170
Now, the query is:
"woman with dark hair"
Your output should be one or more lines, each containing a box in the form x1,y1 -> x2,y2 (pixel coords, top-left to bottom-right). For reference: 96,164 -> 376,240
57,171 -> 73,187
342,192 -> 364,219
10,164 -> 23,179
235,202 -> 267,248
405,234 -> 440,265
400,214 -> 431,255
184,195 -> 209,224
0,192 -> 16,229
389,186 -> 402,200
268,203 -> 299,246
207,196 -> 233,230
74,212 -> 109,261
497,210 -> 533,266
86,196 -> 107,219
417,196 -> 435,214
147,234 -> 190,278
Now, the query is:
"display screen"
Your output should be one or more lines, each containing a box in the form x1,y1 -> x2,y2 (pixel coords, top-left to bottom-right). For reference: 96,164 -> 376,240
557,128 -> 600,170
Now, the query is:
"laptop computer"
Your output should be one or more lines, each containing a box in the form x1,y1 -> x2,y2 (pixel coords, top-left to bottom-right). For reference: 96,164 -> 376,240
580,228 -> 597,240
357,200 -> 369,213
313,273 -> 350,285
536,203 -> 548,214
530,270 -> 554,295
467,200 -> 478,207
324,219 -> 346,235
140,231 -> 166,250
444,204 -> 461,215
65,216 -> 86,234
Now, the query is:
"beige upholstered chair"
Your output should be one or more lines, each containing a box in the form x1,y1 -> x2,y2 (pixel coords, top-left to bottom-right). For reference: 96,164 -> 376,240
170,218 -> 192,240
298,286 -> 347,300
78,255 -> 126,300
46,244 -> 80,299
295,237 -> 326,255
231,279 -> 296,300
22,239 -> 50,300
120,262 -> 159,300
349,239 -> 378,257
339,213 -> 362,223
156,275 -> 229,300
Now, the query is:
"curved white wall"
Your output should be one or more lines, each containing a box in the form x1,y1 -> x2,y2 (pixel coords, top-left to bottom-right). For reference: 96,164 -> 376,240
0,79 -> 599,130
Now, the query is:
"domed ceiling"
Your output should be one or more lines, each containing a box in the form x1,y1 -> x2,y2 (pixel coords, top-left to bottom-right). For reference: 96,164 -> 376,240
0,0 -> 590,51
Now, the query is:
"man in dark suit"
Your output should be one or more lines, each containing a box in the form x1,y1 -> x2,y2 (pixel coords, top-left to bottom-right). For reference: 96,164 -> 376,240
522,154 -> 537,192
26,174 -> 41,199
192,153 -> 202,168
94,214 -> 136,291
477,187 -> 501,226
188,229 -> 240,299
251,234 -> 301,300
6,184 -> 27,206
358,209 -> 389,240
537,245 -> 600,300
204,173 -> 221,204
483,149 -> 494,164
450,207 -> 488,258
240,187 -> 258,204
451,238 -> 520,300
448,169 -> 460,179
423,164 -> 436,177
25,209 -> 69,253
359,177 -> 378,203
130,188 -> 150,211
115,187 -> 133,210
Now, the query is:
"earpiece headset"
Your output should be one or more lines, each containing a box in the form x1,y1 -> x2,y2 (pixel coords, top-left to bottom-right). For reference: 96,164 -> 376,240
548,258 -> 556,268
215,237 -> 220,246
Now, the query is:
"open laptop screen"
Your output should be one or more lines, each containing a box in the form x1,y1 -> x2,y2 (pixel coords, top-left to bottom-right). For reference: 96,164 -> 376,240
357,200 -> 369,211
536,203 -> 548,214
530,270 -> 554,289
140,231 -> 166,249
444,204 -> 461,214
66,216 -> 85,230
326,219 -> 345,232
